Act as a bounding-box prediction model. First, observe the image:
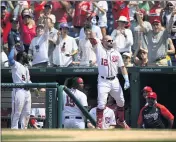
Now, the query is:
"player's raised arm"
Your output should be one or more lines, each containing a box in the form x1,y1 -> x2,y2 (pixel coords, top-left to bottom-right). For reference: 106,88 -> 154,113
8,46 -> 15,66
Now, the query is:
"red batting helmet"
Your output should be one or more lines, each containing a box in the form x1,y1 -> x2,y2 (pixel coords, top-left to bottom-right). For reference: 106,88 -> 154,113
147,92 -> 157,99
143,86 -> 153,92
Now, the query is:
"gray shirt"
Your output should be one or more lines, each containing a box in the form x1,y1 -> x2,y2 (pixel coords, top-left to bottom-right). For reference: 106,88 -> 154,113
132,21 -> 152,51
145,29 -> 168,63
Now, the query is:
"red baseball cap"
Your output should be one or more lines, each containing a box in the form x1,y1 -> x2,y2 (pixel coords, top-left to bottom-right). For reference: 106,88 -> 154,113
139,9 -> 146,15
143,86 -> 153,92
77,77 -> 84,84
152,19 -> 161,24
147,92 -> 157,99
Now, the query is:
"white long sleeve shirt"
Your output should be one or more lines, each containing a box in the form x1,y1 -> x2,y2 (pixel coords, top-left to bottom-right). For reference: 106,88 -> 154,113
111,29 -> 133,53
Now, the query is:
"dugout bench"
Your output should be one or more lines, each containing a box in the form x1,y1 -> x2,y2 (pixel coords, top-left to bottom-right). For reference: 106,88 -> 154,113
1,90 -> 46,128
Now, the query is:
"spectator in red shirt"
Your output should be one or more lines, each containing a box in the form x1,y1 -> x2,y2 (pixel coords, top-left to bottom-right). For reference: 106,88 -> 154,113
148,1 -> 163,24
19,8 -> 36,53
1,3 -> 12,47
32,1 -> 47,22
50,1 -> 71,29
112,1 -> 130,29
73,1 -> 94,36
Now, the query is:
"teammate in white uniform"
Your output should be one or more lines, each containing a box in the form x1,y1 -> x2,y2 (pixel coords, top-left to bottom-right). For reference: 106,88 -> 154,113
8,47 -> 39,129
63,77 -> 88,129
89,34 -> 130,129
87,106 -> 116,129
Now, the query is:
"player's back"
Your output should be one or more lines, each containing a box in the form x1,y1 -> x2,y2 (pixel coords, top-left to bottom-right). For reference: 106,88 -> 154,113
11,61 -> 30,83
63,88 -> 88,117
89,107 -> 116,129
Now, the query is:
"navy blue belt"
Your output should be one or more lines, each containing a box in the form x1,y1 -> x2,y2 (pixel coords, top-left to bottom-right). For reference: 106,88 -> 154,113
65,116 -> 82,119
101,76 -> 115,80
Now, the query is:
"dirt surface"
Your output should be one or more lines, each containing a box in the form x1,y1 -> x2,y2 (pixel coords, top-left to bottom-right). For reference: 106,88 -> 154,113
2,129 -> 176,142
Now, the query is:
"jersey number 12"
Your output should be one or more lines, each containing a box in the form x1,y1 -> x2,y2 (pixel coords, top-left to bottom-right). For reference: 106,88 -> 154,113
65,96 -> 75,107
101,58 -> 108,66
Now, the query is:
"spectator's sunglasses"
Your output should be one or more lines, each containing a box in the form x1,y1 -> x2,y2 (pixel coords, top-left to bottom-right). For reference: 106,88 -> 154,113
122,56 -> 129,59
23,15 -> 31,19
107,40 -> 113,43
167,3 -> 173,7
140,51 -> 146,55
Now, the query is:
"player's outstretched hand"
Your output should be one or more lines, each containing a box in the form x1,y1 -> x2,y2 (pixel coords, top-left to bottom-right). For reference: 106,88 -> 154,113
124,81 -> 130,90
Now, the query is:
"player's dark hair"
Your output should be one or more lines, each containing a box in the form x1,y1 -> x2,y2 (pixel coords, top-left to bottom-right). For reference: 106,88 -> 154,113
84,23 -> 92,31
16,51 -> 24,62
64,77 -> 74,89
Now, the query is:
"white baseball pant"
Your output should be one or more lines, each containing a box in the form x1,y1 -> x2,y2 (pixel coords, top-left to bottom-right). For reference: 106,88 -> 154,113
97,76 -> 125,109
11,89 -> 31,129
64,116 -> 85,129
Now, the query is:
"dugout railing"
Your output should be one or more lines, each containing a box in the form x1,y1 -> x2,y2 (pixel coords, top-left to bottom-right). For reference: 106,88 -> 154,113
1,83 -> 96,128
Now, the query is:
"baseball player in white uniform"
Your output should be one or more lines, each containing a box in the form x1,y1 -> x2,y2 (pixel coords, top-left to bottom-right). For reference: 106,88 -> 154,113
63,77 -> 88,129
89,34 -> 130,129
8,47 -> 39,129
87,106 -> 116,129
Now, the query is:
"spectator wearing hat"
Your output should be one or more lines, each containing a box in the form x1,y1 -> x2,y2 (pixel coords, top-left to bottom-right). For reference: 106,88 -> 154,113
134,47 -> 149,67
28,18 -> 49,67
53,23 -> 78,67
122,52 -> 133,67
138,92 -> 174,129
47,15 -> 58,67
137,11 -> 175,66
8,18 -> 24,56
92,1 -> 108,37
37,3 -> 56,26
79,17 -> 102,40
132,9 -> 152,52
111,16 -> 133,54
19,8 -> 36,54
1,2 -> 12,51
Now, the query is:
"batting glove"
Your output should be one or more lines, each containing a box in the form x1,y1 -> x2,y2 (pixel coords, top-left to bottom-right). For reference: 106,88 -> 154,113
123,74 -> 130,90
124,81 -> 130,90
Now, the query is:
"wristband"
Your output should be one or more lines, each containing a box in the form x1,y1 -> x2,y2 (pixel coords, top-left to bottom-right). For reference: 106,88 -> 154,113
123,74 -> 129,82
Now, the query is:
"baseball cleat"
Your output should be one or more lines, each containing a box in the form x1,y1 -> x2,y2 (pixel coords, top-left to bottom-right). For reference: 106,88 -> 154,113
117,119 -> 130,129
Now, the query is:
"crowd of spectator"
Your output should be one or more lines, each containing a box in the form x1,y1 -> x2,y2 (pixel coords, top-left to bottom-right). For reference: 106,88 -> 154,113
1,1 -> 176,68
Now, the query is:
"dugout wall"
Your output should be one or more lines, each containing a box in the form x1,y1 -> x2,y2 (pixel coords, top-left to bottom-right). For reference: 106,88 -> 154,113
1,67 -> 176,128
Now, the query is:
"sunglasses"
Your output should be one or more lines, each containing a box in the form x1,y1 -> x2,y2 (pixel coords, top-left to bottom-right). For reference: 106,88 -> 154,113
140,52 -> 146,54
23,15 -> 31,19
107,40 -> 113,43
153,23 -> 159,26
122,56 -> 129,59
79,82 -> 84,84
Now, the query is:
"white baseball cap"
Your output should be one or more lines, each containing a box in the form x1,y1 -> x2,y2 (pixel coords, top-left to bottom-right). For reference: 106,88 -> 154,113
122,52 -> 131,58
116,16 -> 128,23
